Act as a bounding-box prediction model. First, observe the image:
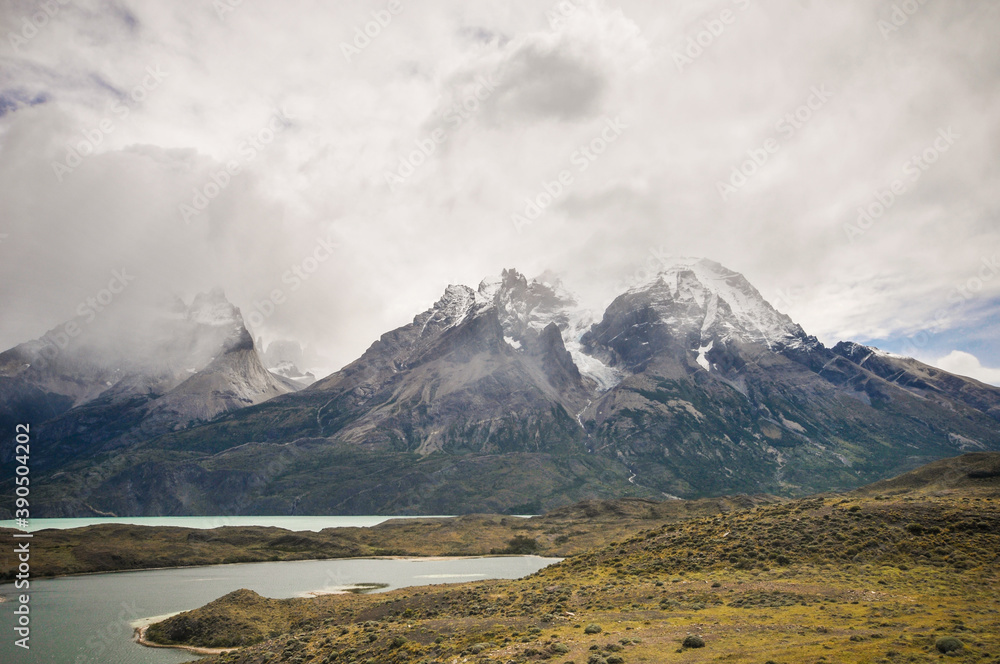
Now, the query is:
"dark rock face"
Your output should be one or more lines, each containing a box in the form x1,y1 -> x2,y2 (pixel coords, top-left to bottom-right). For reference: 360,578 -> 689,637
832,341 -> 1000,422
304,272 -> 592,457
584,301 -> 671,373
8,261 -> 1000,517
0,377 -> 74,440
531,322 -> 584,392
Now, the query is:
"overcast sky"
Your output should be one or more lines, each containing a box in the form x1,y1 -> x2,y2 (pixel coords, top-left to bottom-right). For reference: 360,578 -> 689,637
1,0 -> 998,383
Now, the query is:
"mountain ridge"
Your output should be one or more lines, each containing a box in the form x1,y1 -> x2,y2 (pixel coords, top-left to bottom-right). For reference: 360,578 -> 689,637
0,288 -> 298,470
5,259 -> 999,517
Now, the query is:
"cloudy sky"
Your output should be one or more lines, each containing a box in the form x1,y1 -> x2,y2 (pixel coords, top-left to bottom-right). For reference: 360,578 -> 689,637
1,0 -> 998,383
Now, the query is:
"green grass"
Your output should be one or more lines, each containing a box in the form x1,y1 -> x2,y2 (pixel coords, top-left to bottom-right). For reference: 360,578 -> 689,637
0,494 -> 778,581
143,453 -> 1000,664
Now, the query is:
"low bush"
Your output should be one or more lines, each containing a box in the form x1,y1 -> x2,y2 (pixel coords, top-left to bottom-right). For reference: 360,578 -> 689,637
682,635 -> 705,648
935,637 -> 963,654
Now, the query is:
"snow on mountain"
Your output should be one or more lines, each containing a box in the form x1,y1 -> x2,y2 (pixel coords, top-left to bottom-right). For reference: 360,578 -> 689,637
188,287 -> 244,327
566,339 -> 623,391
259,340 -> 317,387
0,288 -> 295,440
402,259 -> 809,390
269,360 -> 316,387
415,285 -> 479,339
472,269 -> 622,391
696,340 -> 714,371
628,257 -> 811,350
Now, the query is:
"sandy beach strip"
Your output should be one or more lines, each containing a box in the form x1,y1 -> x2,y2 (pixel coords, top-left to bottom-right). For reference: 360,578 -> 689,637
133,623 -> 239,655
132,613 -> 238,655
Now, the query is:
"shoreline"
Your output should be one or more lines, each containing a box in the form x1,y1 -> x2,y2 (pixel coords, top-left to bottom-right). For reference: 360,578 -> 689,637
297,582 -> 390,597
0,553 -> 561,584
134,624 -> 238,655
127,558 -> 561,653
0,514 -> 465,534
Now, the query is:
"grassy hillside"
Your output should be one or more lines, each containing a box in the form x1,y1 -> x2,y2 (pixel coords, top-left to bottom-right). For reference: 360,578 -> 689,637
0,495 -> 777,581
147,452 -> 1000,664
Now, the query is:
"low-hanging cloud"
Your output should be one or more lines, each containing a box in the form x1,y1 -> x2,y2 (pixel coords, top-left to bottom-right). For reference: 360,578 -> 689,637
0,0 -> 998,377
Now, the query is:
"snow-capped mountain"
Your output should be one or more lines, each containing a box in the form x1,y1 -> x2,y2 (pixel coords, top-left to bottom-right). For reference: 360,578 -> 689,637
261,340 -> 317,387
0,289 -> 297,469
10,261 -> 1000,517
581,258 -> 821,379
626,258 -> 812,349
418,269 -> 622,392
303,267 -> 592,456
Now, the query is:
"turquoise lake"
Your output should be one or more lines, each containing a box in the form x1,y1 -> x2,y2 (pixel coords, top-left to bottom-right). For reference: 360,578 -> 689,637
0,555 -> 560,663
0,515 -> 460,533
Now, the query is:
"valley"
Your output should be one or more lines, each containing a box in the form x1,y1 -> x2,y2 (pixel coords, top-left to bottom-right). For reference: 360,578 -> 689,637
141,452 -> 1000,664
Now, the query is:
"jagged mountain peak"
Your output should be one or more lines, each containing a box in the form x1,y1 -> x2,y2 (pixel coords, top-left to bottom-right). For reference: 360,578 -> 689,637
625,257 -> 809,349
434,284 -> 477,317
0,287 -> 249,395
17,264 -> 1000,517
419,269 -> 576,339
833,341 -> 907,362
188,287 -> 243,327
402,269 -> 619,392
0,286 -> 298,473
474,268 -> 526,303
415,270 -> 628,390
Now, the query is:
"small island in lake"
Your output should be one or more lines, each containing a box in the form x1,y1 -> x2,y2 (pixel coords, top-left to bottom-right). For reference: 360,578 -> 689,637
140,453 -> 1000,664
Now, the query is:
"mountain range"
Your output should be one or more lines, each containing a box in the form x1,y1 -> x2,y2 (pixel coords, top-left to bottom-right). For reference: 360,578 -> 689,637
3,258 -> 998,517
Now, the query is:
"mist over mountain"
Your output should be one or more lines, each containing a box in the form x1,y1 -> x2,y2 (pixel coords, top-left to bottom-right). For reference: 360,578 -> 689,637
0,288 -> 297,471
260,339 -> 318,388
2,259 -> 998,517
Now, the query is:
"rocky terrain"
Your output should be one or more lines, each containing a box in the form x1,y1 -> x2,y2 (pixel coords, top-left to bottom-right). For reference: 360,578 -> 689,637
5,260 -> 1000,516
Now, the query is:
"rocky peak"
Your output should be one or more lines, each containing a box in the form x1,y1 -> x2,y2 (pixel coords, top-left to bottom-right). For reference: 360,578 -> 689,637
471,269 -> 577,342
188,288 -> 243,327
627,258 -> 809,349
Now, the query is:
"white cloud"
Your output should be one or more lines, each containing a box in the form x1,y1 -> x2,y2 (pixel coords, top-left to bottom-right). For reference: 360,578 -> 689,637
934,351 -> 1000,387
1,0 -> 998,375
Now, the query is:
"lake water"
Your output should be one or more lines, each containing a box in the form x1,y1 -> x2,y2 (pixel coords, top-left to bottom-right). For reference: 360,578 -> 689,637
0,515 -> 461,533
0,556 -> 559,663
